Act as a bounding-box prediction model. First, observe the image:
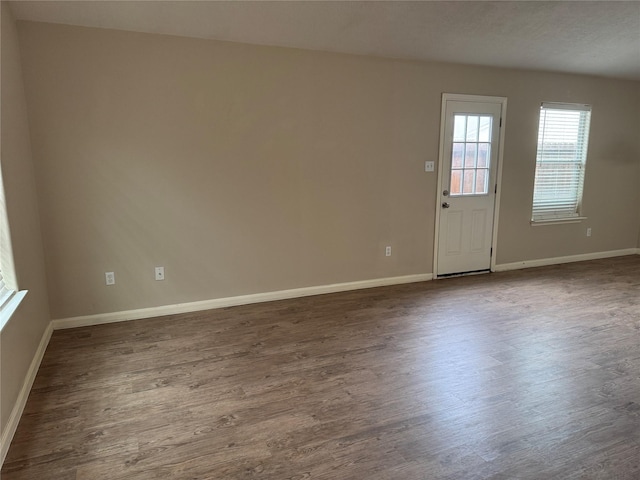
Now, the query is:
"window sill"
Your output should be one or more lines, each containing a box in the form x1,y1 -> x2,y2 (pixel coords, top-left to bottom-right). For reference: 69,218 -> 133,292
0,290 -> 28,333
531,216 -> 587,226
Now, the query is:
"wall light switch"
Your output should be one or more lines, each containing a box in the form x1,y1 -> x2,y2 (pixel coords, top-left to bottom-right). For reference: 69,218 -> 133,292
155,266 -> 165,281
425,161 -> 435,172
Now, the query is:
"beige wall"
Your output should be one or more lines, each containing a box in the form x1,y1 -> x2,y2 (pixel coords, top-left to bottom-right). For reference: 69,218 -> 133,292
637,86 -> 640,250
0,5 -> 51,436
16,21 -> 640,320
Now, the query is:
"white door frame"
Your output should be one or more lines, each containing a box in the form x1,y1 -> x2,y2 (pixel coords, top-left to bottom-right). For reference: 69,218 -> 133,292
433,93 -> 507,277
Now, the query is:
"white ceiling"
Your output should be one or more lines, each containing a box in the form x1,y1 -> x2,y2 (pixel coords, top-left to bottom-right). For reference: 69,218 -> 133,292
8,0 -> 640,81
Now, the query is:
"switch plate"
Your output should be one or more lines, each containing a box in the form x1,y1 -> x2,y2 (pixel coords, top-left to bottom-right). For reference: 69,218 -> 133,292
105,272 -> 115,286
385,246 -> 392,257
425,161 -> 435,172
586,228 -> 592,237
155,266 -> 165,281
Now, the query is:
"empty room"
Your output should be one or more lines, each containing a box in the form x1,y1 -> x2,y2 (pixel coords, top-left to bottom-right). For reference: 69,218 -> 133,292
1,1 -> 640,478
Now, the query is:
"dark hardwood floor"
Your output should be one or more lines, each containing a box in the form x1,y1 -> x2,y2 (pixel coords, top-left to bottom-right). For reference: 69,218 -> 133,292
3,256 -> 640,479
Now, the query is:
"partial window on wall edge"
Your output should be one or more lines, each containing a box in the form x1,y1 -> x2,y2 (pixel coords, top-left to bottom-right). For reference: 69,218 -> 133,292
0,166 -> 27,331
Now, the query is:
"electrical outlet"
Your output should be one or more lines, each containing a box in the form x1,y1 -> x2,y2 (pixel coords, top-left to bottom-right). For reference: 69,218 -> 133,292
586,227 -> 592,237
155,266 -> 165,281
385,246 -> 392,257
105,272 -> 115,285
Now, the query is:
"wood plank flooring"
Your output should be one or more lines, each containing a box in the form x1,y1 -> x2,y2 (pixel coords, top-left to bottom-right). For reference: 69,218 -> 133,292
3,256 -> 640,479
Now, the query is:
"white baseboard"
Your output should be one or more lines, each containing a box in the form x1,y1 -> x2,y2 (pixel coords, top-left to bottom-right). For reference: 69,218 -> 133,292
52,273 -> 433,330
51,247 -> 640,330
494,248 -> 640,272
1,322 -> 53,466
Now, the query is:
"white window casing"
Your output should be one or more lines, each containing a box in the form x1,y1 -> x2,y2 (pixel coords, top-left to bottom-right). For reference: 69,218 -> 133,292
532,102 -> 591,223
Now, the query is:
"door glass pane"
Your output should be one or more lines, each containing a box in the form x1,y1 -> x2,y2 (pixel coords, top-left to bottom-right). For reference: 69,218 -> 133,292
452,143 -> 464,168
462,170 -> 475,194
450,170 -> 463,195
475,169 -> 488,194
453,115 -> 466,142
464,143 -> 477,168
479,116 -> 492,142
477,143 -> 490,168
466,116 -> 479,142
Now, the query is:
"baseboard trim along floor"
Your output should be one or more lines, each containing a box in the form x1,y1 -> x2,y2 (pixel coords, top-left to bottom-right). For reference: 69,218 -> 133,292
51,248 -> 640,331
51,273 -> 434,330
494,248 -> 639,272
1,322 -> 53,465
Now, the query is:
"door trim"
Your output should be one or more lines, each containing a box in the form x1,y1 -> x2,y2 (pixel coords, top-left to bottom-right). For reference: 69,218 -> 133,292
433,93 -> 507,278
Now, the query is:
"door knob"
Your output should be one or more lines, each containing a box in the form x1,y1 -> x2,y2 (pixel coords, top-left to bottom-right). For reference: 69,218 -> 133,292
442,202 -> 450,208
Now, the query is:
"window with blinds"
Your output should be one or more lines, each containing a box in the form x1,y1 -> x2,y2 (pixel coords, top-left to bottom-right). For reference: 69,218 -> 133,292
0,171 -> 24,330
531,103 -> 591,222
0,176 -> 15,309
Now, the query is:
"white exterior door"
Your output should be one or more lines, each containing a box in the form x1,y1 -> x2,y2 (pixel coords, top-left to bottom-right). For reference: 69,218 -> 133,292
435,95 -> 505,277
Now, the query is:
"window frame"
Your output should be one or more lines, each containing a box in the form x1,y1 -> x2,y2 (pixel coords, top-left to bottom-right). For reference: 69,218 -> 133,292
531,102 -> 592,224
0,170 -> 27,332
0,268 -> 27,332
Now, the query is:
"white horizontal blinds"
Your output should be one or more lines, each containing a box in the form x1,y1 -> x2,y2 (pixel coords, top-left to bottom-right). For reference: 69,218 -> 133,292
0,269 -> 12,309
0,168 -> 17,308
532,103 -> 591,221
